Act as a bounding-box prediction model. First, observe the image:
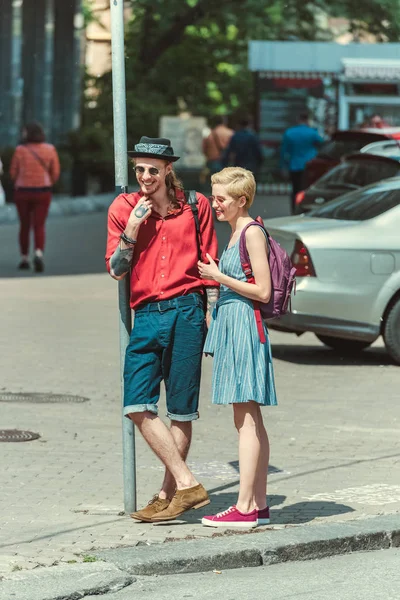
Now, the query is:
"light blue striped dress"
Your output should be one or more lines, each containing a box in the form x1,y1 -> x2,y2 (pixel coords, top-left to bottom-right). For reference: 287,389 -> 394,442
204,240 -> 278,406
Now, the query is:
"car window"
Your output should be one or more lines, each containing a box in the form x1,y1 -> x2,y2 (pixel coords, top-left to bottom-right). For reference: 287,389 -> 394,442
317,140 -> 366,160
309,186 -> 400,220
315,159 -> 400,189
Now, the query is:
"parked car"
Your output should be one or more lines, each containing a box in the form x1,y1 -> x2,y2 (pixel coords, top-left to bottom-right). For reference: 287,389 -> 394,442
360,139 -> 400,160
295,153 -> 400,214
305,128 -> 400,187
265,177 -> 400,364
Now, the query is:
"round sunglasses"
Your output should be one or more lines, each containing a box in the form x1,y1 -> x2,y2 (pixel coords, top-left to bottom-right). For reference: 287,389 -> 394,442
134,165 -> 161,176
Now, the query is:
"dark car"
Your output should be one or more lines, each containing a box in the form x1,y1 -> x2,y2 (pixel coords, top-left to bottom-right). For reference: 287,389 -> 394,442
304,129 -> 400,187
295,153 -> 400,214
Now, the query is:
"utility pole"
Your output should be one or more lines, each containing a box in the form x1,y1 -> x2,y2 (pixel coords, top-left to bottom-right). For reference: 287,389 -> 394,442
109,0 -> 136,514
10,0 -> 24,145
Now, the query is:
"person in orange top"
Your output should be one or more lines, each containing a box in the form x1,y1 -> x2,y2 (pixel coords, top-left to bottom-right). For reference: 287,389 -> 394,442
10,122 -> 60,272
202,116 -> 233,175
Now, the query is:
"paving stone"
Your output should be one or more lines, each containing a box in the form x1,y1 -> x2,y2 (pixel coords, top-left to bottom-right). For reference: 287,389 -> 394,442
0,235 -> 399,574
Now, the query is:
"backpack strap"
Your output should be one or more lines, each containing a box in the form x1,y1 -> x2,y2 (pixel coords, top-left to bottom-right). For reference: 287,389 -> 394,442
239,221 -> 268,344
185,190 -> 202,261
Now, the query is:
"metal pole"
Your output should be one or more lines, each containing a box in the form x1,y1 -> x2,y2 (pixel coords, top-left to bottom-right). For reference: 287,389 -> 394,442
10,0 -> 24,146
42,0 -> 55,138
109,0 -> 136,514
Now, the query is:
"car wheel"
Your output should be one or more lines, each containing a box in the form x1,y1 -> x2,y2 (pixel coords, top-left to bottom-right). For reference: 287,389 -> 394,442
383,299 -> 400,365
315,335 -> 372,354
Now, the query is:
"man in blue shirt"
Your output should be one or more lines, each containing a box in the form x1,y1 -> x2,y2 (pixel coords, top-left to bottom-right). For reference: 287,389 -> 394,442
281,113 -> 324,213
222,118 -> 263,180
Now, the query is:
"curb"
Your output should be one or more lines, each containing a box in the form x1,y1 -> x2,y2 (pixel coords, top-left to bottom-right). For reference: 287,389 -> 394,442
0,193 -> 114,225
94,514 -> 400,576
0,562 -> 135,600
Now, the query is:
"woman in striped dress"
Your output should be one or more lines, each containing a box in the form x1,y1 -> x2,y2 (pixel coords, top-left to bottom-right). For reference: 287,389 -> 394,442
198,167 -> 277,528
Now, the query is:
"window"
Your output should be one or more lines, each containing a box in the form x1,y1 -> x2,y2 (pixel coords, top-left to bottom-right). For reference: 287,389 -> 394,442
314,159 -> 400,189
309,185 -> 400,221
317,139 -> 367,161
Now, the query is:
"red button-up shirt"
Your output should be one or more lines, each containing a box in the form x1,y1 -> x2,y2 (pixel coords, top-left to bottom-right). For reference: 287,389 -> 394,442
105,189 -> 218,309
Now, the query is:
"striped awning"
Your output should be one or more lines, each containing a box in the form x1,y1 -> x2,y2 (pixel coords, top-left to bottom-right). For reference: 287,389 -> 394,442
259,71 -> 333,80
342,58 -> 400,80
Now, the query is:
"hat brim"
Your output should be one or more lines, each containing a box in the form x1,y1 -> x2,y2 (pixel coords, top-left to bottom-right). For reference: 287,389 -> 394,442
127,151 -> 180,162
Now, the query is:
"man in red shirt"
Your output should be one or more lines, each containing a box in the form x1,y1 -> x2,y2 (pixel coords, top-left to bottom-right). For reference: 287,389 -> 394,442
106,137 -> 219,523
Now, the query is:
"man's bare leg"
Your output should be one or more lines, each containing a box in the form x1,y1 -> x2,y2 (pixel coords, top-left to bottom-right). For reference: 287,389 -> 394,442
159,421 -> 192,500
130,412 -> 197,490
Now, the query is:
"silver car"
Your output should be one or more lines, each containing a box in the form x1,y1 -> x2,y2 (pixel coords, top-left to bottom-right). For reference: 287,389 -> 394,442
265,177 -> 400,364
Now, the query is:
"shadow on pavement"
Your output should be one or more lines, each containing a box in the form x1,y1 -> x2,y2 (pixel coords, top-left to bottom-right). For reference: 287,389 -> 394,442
272,343 -> 393,367
270,500 -> 355,524
208,495 -> 354,524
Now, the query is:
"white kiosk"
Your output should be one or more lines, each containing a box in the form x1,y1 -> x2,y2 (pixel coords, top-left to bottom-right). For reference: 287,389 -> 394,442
248,42 -> 400,181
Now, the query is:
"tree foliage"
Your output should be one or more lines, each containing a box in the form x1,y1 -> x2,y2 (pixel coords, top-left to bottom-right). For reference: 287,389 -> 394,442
84,0 -> 400,144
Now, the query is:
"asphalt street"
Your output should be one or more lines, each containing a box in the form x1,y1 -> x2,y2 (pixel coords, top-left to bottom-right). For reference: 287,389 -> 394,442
0,193 -> 290,278
87,549 -> 400,600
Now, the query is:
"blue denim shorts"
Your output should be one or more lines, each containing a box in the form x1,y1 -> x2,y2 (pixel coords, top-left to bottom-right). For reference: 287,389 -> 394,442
123,293 -> 206,422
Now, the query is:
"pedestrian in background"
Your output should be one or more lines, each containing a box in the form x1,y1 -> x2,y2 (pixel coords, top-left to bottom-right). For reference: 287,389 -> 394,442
0,157 -> 5,207
106,136 -> 219,523
198,167 -> 277,528
202,116 -> 233,175
10,122 -> 60,272
280,113 -> 324,214
222,117 -> 264,180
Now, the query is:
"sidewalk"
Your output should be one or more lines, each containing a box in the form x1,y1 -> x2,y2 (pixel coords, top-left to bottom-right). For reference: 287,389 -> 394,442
1,272 -> 400,583
0,189 -> 290,226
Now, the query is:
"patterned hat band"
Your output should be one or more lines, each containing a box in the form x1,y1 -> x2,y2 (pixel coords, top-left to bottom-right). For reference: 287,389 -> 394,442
128,136 -> 180,161
135,143 -> 174,156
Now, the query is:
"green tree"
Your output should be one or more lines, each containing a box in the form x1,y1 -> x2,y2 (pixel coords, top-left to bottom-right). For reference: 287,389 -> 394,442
84,0 -> 400,148
85,0 -> 337,143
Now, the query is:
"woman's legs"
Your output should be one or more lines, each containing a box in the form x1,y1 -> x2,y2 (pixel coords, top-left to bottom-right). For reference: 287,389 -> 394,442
254,411 -> 270,510
233,402 -> 270,513
32,192 -> 51,253
14,193 -> 32,257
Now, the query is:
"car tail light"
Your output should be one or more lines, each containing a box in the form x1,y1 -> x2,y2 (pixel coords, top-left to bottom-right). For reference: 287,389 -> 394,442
295,190 -> 305,205
290,239 -> 316,277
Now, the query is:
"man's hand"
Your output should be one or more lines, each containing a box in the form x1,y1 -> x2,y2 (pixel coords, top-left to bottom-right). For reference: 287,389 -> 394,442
123,196 -> 152,241
205,287 -> 219,330
128,196 -> 152,226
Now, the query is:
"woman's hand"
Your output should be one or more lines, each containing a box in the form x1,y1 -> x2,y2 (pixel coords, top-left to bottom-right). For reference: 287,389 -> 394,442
198,253 -> 221,282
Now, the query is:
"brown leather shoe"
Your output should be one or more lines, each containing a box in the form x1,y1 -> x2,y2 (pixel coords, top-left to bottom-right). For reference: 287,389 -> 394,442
150,484 -> 210,522
130,494 -> 170,522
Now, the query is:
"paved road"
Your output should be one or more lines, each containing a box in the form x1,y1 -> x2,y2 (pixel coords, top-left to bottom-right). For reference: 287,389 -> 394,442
0,193 -> 399,574
88,549 -> 400,600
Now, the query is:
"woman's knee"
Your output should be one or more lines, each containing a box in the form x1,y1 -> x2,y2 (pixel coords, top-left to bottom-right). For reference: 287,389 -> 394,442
233,403 -> 259,432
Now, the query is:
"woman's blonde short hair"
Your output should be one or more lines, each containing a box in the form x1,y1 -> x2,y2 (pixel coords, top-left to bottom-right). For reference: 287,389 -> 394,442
211,167 -> 256,208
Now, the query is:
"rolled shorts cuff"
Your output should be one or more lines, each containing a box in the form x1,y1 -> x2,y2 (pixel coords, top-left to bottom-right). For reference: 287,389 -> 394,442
166,411 -> 199,422
124,404 -> 158,418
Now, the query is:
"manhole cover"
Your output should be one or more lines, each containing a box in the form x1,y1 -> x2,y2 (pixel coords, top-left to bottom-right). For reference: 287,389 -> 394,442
0,393 -> 89,404
0,429 -> 40,442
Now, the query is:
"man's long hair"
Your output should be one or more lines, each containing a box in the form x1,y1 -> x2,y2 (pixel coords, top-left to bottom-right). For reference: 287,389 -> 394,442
166,168 -> 184,209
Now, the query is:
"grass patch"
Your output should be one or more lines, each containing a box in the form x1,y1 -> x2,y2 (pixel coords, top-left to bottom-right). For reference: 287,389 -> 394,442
82,555 -> 97,563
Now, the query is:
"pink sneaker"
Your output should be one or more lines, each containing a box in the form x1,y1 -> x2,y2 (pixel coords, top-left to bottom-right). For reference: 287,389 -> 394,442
202,506 -> 257,528
257,506 -> 270,525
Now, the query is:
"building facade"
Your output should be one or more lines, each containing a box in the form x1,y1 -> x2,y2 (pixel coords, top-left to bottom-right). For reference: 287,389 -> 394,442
0,0 -> 83,148
249,41 -> 400,182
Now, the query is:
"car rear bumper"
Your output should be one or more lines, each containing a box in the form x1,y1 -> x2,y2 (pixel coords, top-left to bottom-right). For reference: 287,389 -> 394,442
268,312 -> 380,342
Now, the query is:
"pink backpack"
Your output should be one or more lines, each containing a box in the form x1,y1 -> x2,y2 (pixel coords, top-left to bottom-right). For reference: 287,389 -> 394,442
239,218 -> 296,343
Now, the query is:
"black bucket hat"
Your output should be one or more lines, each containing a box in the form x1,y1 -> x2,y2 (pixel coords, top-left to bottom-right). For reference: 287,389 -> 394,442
127,136 -> 180,162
